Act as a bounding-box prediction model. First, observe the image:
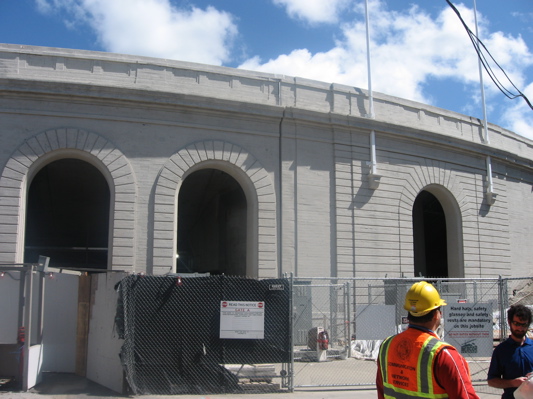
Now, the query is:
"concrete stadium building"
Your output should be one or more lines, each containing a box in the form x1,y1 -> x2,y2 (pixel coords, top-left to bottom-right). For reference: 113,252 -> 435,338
1,43 -> 532,280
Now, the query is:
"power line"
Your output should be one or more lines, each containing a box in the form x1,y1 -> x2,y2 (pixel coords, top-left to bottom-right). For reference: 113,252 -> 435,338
445,0 -> 533,111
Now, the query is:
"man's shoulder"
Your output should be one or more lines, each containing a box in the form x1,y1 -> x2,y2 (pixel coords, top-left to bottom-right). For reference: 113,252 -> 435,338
439,340 -> 457,349
524,337 -> 533,348
437,341 -> 459,355
492,337 -> 518,354
495,337 -> 515,347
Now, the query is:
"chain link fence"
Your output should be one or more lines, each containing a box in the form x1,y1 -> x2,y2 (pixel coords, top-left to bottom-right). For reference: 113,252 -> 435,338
289,276 -> 533,395
115,274 -> 292,395
111,274 -> 533,394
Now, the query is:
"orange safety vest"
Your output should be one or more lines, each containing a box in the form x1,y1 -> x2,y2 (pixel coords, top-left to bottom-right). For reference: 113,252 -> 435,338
378,328 -> 452,399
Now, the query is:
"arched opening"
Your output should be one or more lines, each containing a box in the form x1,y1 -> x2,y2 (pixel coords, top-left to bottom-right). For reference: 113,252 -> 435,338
412,190 -> 448,278
24,158 -> 110,269
177,169 -> 247,276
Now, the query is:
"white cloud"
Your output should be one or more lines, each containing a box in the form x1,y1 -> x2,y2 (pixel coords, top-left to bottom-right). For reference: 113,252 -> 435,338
36,0 -> 238,65
240,0 -> 533,115
241,2 -> 471,103
501,82 -> 533,140
272,0 -> 351,24
35,0 -> 53,14
239,48 -> 363,87
35,0 -> 94,24
34,0 -> 533,138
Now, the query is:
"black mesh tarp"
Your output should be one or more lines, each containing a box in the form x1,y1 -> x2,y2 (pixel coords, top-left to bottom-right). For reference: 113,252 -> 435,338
115,275 -> 290,395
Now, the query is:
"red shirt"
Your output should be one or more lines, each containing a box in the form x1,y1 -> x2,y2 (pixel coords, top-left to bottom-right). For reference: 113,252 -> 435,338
376,329 -> 480,399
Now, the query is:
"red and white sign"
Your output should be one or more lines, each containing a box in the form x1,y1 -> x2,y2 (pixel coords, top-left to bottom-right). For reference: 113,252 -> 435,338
220,301 -> 265,339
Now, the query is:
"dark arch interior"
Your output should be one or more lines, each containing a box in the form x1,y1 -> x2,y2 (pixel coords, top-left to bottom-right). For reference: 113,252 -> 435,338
412,190 -> 448,278
177,169 -> 247,276
24,158 -> 110,269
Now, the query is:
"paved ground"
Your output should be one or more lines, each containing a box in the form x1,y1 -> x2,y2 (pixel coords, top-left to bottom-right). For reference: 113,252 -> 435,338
0,373 -> 502,399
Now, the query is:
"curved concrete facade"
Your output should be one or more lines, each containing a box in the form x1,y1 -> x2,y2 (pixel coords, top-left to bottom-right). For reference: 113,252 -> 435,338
0,43 -> 532,278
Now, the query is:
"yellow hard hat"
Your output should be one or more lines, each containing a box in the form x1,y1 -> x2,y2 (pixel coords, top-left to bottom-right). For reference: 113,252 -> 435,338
404,281 -> 447,317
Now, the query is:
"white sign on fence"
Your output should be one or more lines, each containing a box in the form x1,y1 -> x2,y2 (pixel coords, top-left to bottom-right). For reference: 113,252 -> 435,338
220,301 -> 265,339
443,302 -> 493,357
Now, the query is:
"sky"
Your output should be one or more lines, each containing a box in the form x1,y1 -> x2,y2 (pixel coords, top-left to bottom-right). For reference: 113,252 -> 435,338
1,0 -> 533,140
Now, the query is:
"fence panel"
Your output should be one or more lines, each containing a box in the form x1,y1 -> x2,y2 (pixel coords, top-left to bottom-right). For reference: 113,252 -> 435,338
116,274 -> 292,395
0,268 -> 24,388
290,276 -> 533,394
292,280 -> 353,387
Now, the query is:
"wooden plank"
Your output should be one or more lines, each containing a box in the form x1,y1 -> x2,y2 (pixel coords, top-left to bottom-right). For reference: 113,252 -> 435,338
75,274 -> 91,377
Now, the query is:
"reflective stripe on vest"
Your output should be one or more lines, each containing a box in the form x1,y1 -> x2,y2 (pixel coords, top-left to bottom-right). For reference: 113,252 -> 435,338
379,332 -> 450,399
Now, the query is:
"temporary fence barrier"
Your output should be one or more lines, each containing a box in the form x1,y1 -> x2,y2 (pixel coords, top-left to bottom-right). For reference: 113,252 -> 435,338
289,276 -> 533,395
4,268 -> 531,396
0,257 -> 51,391
115,274 -> 292,395
113,274 -> 533,394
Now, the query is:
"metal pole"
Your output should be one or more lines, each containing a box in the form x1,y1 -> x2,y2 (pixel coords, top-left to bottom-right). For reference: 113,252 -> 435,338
473,0 -> 489,143
37,272 -> 46,345
370,130 -> 377,175
17,267 -> 26,391
486,156 -> 494,194
22,265 -> 34,392
498,276 -> 507,342
346,282 -> 352,358
365,0 -> 374,118
288,272 -> 294,392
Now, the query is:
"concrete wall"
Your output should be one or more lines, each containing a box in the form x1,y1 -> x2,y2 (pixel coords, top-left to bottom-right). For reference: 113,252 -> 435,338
0,44 -> 532,280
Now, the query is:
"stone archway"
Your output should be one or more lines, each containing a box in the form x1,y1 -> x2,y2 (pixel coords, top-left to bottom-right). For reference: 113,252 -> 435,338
413,190 -> 448,278
398,162 -> 466,278
0,128 -> 136,270
25,158 -> 111,269
153,140 -> 276,277
177,168 -> 247,276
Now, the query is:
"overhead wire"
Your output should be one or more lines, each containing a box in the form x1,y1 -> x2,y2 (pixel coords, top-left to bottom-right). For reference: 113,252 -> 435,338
445,0 -> 533,111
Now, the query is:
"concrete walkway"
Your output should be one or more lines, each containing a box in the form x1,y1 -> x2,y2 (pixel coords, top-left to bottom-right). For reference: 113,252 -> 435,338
0,373 -> 502,399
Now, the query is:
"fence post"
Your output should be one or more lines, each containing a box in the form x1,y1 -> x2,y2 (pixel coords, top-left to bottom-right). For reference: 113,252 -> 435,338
21,265 -> 34,392
345,282 -> 352,358
329,284 -> 333,348
498,276 -> 508,342
288,272 -> 294,392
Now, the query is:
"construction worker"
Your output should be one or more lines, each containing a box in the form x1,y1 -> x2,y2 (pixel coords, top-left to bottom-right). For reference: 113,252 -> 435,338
376,281 -> 480,399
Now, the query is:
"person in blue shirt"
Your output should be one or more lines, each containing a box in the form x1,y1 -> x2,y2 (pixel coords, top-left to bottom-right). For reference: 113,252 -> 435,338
488,304 -> 533,399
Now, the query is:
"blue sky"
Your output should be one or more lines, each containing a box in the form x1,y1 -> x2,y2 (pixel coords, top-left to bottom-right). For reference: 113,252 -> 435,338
2,0 -> 532,139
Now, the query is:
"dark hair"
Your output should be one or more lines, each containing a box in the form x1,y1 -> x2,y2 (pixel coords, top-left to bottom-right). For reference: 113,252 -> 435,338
508,304 -> 532,325
407,307 -> 440,323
